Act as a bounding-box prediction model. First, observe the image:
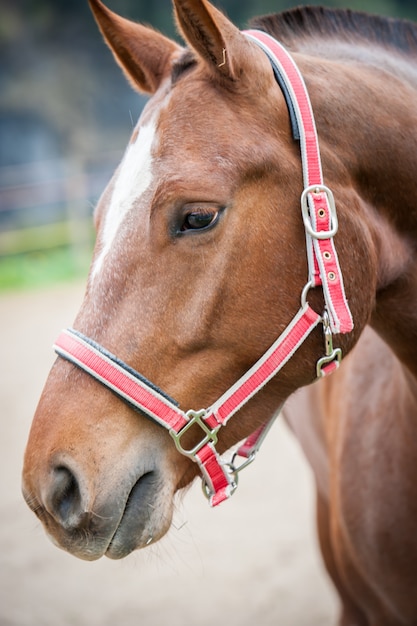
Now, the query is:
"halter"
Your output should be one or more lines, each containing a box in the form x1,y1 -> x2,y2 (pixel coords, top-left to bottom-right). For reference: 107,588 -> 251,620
54,31 -> 353,507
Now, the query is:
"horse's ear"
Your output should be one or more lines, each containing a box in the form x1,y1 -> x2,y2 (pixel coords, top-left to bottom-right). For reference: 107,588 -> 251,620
89,0 -> 181,94
173,0 -> 254,83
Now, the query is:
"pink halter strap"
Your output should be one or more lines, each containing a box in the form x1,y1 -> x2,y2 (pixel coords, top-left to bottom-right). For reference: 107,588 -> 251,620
54,30 -> 353,507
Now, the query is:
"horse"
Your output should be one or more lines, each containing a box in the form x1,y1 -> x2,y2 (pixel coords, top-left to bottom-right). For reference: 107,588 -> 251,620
22,0 -> 417,623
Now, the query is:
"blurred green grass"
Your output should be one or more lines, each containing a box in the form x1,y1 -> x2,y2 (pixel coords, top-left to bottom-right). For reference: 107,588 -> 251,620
0,215 -> 94,291
0,248 -> 91,291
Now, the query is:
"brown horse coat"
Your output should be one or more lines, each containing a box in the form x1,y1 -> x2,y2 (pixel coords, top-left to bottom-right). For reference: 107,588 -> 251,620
22,2 -> 417,624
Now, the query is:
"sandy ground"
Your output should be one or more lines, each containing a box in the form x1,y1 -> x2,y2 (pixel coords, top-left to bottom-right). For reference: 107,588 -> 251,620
0,281 -> 339,626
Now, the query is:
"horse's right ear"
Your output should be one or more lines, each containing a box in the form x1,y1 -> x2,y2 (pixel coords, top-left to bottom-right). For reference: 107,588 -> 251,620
89,0 -> 181,94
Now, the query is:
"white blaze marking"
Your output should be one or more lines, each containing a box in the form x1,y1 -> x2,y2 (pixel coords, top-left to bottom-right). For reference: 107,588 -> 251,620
92,121 -> 156,280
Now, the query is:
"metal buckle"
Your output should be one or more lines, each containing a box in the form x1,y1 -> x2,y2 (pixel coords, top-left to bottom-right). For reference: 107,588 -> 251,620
301,184 -> 338,239
201,475 -> 238,501
170,409 -> 220,458
201,451 -> 257,501
316,311 -> 342,377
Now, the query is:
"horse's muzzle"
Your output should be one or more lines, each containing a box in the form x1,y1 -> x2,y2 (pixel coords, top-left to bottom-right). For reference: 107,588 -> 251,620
22,454 -> 175,560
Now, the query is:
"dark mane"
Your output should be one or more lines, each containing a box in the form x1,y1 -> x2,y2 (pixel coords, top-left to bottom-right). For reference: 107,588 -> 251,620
249,6 -> 417,55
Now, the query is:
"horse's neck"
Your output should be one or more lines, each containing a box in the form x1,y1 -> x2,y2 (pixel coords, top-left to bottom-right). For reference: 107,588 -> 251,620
372,256 -> 417,379
357,72 -> 417,379
305,44 -> 417,378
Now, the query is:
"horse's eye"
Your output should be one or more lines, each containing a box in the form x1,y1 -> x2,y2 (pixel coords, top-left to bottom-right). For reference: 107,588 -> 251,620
181,209 -> 219,232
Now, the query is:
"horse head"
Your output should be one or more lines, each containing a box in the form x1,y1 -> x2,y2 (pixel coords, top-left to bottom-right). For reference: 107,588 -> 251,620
22,0 -> 372,560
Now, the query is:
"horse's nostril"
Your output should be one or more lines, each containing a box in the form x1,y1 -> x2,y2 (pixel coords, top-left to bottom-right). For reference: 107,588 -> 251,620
49,465 -> 82,528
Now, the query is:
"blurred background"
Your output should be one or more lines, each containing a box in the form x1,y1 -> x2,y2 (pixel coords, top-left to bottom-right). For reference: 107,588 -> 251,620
1,0 -> 417,290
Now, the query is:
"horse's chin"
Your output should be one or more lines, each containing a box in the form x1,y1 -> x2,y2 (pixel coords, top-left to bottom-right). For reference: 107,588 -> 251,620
104,471 -> 175,560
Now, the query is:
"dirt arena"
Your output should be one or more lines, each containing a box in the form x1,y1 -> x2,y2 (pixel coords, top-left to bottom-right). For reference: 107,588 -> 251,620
0,281 -> 339,625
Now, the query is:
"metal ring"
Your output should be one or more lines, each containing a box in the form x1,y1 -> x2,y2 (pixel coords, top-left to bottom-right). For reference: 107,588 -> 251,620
301,280 -> 313,308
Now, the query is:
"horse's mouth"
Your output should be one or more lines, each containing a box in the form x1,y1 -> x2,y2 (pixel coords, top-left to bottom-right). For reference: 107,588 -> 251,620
22,436 -> 179,561
105,470 -> 173,559
24,469 -> 174,561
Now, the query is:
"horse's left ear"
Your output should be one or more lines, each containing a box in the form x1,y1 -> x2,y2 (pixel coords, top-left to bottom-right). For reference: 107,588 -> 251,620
173,0 -> 257,83
89,0 -> 181,93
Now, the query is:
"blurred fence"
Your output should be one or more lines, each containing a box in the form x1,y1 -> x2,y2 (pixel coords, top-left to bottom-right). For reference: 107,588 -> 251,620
0,153 -> 121,286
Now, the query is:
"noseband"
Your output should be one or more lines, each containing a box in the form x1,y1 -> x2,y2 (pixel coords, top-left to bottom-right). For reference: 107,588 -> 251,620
54,31 -> 353,507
